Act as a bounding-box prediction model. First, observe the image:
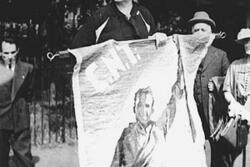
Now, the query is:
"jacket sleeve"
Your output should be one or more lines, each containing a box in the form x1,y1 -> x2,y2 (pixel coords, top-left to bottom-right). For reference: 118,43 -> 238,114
221,52 -> 230,76
223,63 -> 234,94
111,141 -> 122,167
111,128 -> 127,167
71,16 -> 97,48
145,9 -> 156,35
71,7 -> 111,48
139,6 -> 156,35
25,64 -> 35,102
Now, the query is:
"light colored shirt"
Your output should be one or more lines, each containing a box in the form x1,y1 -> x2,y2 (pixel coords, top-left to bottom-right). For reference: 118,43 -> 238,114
223,58 -> 250,104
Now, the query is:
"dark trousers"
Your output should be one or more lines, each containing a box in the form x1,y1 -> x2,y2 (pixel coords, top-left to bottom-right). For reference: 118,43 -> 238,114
196,102 -> 210,139
212,139 -> 241,167
0,129 -> 34,167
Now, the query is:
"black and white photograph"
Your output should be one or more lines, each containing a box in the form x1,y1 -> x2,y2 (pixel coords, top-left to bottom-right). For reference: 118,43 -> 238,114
0,0 -> 250,167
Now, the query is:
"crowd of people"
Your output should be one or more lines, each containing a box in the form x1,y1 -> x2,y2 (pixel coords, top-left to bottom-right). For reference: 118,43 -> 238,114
0,0 -> 250,167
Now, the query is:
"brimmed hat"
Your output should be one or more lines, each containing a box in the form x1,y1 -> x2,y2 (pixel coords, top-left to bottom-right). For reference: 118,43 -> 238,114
236,28 -> 250,44
188,11 -> 216,29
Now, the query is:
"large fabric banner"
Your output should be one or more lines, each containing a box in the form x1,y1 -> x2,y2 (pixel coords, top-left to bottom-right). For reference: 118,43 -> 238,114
69,34 -> 215,167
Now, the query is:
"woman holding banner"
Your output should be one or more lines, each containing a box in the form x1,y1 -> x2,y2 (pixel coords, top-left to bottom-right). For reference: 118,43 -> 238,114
71,0 -> 166,49
71,0 -> 156,48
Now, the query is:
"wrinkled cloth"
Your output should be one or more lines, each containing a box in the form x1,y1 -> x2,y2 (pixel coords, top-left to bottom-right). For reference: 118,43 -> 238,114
162,34 -> 217,167
70,34 -> 217,167
111,122 -> 165,167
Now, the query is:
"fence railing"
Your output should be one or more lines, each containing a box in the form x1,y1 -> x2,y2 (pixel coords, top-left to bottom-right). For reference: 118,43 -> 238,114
29,55 -> 77,146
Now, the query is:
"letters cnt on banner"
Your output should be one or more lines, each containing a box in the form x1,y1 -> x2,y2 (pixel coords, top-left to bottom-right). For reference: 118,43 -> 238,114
69,34 -> 215,167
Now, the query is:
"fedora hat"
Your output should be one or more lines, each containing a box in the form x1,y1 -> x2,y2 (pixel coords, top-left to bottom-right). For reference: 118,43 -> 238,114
188,11 -> 216,29
236,28 -> 250,44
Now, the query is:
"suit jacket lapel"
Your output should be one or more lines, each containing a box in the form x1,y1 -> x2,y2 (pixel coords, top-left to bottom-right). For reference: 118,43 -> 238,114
11,61 -> 27,101
202,47 -> 216,72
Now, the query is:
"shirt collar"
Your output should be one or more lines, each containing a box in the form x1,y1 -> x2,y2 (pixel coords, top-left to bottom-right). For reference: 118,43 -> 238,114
111,1 -> 139,18
136,120 -> 154,135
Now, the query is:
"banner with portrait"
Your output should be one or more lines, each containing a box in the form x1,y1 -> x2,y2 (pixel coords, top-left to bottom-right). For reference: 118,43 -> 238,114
69,34 -> 215,167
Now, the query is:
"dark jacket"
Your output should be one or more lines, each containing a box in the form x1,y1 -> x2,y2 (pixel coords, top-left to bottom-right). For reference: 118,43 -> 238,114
193,46 -> 229,138
208,76 -> 228,137
71,2 -> 156,48
0,60 -> 34,132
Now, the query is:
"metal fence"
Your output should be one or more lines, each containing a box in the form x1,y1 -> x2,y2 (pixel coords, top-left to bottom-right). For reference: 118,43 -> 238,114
29,55 -> 77,146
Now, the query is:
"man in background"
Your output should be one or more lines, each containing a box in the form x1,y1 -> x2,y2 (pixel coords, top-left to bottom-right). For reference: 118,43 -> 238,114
190,11 -> 230,139
189,11 -> 230,167
0,34 -> 34,167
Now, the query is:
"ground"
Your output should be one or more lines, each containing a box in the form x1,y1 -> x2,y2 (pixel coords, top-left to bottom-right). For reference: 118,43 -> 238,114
234,136 -> 250,167
32,143 -> 79,167
30,135 -> 250,167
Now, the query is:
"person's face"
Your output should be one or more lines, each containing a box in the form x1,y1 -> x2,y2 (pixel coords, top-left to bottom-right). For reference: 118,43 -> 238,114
135,93 -> 154,126
244,39 -> 250,55
191,23 -> 212,36
1,41 -> 18,64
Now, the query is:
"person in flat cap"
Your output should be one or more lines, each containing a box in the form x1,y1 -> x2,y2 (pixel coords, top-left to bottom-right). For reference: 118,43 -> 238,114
189,11 -> 230,167
190,11 -> 229,138
222,28 -> 250,166
188,11 -> 216,32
